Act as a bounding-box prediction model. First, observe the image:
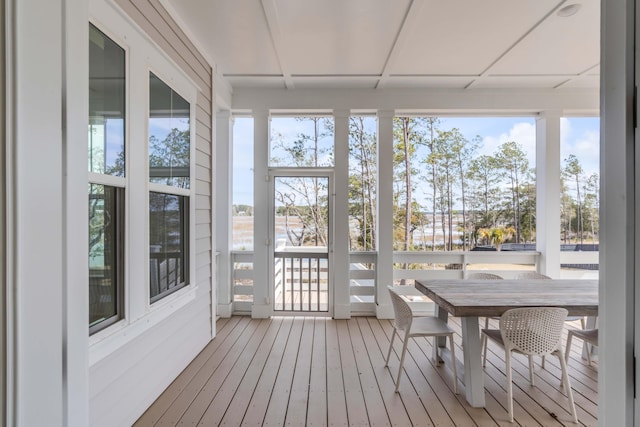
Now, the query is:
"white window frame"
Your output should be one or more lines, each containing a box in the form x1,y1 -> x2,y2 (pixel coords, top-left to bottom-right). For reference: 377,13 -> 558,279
88,0 -> 198,365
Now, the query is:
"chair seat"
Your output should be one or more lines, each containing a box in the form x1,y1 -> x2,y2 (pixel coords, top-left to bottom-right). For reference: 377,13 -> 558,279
411,317 -> 456,336
565,328 -> 598,366
481,328 -> 503,345
568,328 -> 598,342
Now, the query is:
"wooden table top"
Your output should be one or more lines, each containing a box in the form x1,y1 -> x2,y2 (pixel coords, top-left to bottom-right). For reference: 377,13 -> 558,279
415,279 -> 598,317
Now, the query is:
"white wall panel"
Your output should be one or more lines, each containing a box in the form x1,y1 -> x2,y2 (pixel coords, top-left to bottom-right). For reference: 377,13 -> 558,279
87,1 -> 214,425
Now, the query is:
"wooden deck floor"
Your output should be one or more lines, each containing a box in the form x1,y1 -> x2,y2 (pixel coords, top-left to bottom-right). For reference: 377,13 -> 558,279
135,316 -> 597,426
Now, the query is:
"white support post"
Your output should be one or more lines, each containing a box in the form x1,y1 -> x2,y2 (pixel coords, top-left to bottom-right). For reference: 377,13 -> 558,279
333,110 -> 351,319
376,110 -> 395,319
11,0 -> 66,424
252,110 -> 271,318
215,110 -> 233,318
536,111 -> 562,277
64,0 -> 90,424
600,0 -> 636,424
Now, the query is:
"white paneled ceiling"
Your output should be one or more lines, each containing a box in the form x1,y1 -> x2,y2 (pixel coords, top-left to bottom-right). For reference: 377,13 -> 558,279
165,0 -> 599,91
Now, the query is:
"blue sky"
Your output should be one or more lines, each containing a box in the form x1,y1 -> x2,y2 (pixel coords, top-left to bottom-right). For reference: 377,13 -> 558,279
232,115 -> 600,206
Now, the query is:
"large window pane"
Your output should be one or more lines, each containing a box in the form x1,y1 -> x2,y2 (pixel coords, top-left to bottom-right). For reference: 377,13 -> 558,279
149,192 -> 189,302
233,117 -> 254,251
391,116 -> 536,252
349,116 -> 377,251
89,184 -> 123,332
270,116 -> 334,167
560,117 -> 600,279
89,24 -> 125,176
149,73 -> 190,188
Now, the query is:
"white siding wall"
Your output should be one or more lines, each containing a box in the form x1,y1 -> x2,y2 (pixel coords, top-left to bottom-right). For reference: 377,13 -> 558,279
87,1 -> 214,425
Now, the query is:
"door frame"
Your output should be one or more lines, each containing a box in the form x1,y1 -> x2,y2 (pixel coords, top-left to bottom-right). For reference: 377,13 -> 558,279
268,168 -> 334,317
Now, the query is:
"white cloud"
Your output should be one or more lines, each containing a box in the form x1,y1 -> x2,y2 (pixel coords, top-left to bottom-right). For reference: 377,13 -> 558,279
568,130 -> 600,176
560,117 -> 572,142
480,121 -> 536,165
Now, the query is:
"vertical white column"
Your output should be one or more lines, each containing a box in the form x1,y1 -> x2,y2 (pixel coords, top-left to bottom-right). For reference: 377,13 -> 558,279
215,110 -> 233,318
535,112 -> 562,277
11,0 -> 64,424
376,110 -> 394,318
333,110 -> 351,319
64,0 -> 89,425
0,1 -> 6,423
252,110 -> 270,318
600,0 -> 635,424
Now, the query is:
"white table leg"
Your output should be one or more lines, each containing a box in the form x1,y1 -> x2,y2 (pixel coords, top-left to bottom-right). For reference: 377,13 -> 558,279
433,305 -> 448,363
461,316 -> 485,407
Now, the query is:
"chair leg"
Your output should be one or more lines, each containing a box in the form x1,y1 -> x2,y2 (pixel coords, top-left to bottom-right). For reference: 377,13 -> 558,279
558,351 -> 579,424
564,331 -> 573,364
541,355 -> 546,369
528,355 -> 535,386
481,333 -> 488,367
505,349 -> 514,423
395,334 -> 410,393
449,334 -> 458,394
385,329 -> 397,367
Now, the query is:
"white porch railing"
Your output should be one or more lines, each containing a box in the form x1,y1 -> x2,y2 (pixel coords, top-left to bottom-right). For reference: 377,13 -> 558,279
273,241 -> 329,312
230,250 -> 597,315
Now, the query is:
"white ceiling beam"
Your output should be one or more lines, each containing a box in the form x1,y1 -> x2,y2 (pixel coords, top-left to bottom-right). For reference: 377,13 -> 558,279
554,63 -> 601,89
375,0 -> 425,89
466,0 -> 569,89
261,0 -> 295,89
231,87 -> 599,114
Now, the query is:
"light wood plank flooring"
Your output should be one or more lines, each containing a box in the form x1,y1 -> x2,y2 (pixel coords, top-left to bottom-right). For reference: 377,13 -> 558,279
135,316 -> 597,426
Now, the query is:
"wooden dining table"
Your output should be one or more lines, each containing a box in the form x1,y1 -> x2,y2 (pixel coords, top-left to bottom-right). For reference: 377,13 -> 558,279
415,278 -> 598,408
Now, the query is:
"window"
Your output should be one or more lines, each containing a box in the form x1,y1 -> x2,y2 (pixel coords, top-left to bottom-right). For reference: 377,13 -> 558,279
348,115 -> 377,251
232,117 -> 254,251
559,117 -> 600,279
88,23 -> 126,334
391,116 -> 536,252
269,116 -> 334,167
89,184 -> 124,332
148,73 -> 191,302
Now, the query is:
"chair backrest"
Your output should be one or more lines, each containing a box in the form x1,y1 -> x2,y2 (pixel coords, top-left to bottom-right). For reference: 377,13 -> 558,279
515,271 -> 551,280
387,286 -> 413,332
500,307 -> 568,356
466,272 -> 503,280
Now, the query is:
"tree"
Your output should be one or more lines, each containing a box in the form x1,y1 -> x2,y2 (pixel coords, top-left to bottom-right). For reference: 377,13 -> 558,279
149,128 -> 190,188
424,117 -> 441,250
583,173 -> 600,243
478,226 -> 515,251
563,154 -> 585,244
446,130 -> 478,250
495,141 -> 529,243
270,117 -> 333,246
393,117 -> 419,251
348,116 -> 377,251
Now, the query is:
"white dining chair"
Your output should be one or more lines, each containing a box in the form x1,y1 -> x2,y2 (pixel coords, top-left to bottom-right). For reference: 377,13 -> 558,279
565,328 -> 598,366
466,272 -> 503,280
514,271 -> 549,280
514,271 -> 586,370
481,307 -> 578,423
515,272 -> 586,326
385,286 -> 458,394
466,272 -> 503,330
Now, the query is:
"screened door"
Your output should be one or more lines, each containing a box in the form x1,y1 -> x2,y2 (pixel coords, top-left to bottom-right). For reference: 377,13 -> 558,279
270,172 -> 332,314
